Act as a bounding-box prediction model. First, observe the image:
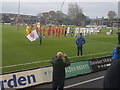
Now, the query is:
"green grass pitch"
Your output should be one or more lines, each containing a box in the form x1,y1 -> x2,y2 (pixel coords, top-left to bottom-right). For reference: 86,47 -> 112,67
2,25 -> 118,73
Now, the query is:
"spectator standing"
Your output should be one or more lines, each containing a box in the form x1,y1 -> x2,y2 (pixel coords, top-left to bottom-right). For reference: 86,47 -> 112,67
50,52 -> 70,90
104,59 -> 120,88
76,33 -> 86,56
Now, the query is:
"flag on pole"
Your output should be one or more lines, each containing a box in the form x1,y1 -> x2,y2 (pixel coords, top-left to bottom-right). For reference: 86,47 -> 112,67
27,30 -> 39,41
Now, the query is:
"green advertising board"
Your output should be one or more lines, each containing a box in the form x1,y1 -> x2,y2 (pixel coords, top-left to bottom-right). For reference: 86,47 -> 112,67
65,61 -> 92,78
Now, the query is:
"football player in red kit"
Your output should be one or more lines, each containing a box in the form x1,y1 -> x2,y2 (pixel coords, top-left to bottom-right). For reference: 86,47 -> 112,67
48,26 -> 51,37
39,26 -> 42,34
58,27 -> 61,37
55,27 -> 59,37
52,27 -> 55,37
29,24 -> 33,33
61,27 -> 64,37
43,27 -> 46,38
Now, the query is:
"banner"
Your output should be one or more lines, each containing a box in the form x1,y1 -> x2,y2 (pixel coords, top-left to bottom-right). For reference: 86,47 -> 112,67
89,56 -> 112,72
65,61 -> 92,78
0,68 -> 43,89
27,30 -> 39,41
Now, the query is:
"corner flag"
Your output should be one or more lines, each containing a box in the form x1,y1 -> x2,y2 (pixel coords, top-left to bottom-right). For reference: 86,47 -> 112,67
27,30 -> 39,41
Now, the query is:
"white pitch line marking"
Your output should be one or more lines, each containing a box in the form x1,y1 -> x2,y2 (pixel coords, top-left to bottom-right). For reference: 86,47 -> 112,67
1,52 -> 111,68
64,76 -> 104,89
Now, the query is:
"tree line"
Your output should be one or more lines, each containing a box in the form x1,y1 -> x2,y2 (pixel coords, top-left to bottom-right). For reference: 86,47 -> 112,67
37,3 -> 117,26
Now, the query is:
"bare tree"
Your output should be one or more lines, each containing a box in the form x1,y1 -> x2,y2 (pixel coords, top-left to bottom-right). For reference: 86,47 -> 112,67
67,3 -> 87,25
67,3 -> 83,20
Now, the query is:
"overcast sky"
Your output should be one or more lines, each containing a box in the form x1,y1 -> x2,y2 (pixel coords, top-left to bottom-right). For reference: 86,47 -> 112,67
1,0 -> 119,18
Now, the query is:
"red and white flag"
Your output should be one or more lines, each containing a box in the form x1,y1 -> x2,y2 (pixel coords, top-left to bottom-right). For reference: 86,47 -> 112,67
27,30 -> 39,41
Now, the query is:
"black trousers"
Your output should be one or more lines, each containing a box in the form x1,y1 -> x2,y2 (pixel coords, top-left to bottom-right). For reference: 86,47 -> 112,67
40,39 -> 42,45
52,79 -> 65,90
77,46 -> 82,56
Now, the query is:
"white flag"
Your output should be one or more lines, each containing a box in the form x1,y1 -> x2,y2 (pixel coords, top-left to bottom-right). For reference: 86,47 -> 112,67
27,30 -> 39,41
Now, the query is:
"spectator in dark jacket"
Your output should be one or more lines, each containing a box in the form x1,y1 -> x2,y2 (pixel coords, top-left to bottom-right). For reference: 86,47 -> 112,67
50,52 -> 70,90
104,59 -> 120,88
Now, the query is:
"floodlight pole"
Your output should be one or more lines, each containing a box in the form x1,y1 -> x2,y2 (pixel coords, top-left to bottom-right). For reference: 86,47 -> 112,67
59,0 -> 65,25
17,0 -> 20,30
18,0 -> 20,16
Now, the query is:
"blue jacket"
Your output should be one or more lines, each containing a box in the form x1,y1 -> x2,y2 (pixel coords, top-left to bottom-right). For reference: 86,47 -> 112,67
112,49 -> 119,60
39,35 -> 42,40
76,36 -> 86,47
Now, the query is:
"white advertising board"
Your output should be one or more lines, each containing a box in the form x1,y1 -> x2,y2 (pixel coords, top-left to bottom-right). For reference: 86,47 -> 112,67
0,68 -> 43,89
0,66 -> 53,89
